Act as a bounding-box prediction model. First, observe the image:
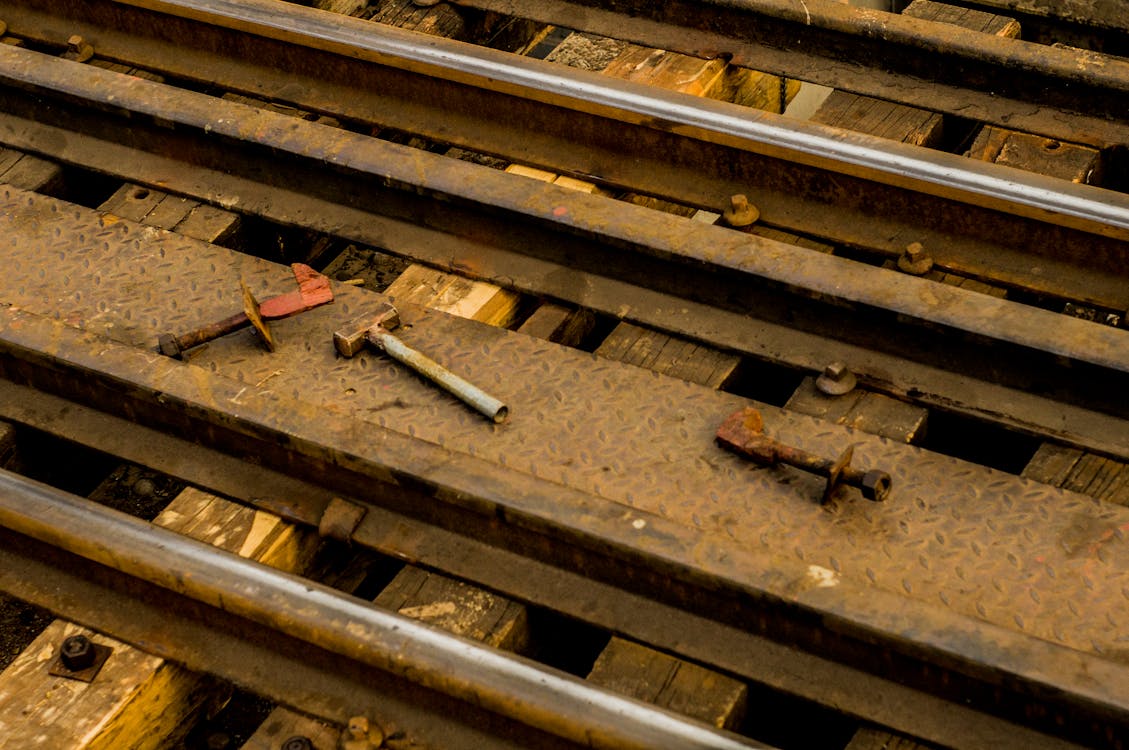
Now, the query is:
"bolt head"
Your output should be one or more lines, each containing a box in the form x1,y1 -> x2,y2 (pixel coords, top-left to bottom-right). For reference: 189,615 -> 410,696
281,737 -> 313,750
897,242 -> 934,275
67,35 -> 84,49
60,635 -> 95,671
721,193 -> 759,228
815,362 -> 856,396
861,470 -> 892,502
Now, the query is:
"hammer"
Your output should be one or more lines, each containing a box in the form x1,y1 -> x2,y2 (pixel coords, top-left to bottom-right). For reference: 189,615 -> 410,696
158,263 -> 333,359
335,304 -> 509,423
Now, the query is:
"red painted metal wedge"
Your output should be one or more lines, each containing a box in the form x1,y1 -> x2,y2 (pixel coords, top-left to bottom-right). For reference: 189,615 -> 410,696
157,263 -> 333,358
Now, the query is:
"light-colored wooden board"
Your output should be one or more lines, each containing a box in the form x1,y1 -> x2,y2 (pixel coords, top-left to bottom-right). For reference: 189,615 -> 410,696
0,487 -> 318,748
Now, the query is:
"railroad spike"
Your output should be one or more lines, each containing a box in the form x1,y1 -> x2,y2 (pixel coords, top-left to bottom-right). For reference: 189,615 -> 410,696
334,303 -> 508,423
157,263 -> 333,359
716,407 -> 891,503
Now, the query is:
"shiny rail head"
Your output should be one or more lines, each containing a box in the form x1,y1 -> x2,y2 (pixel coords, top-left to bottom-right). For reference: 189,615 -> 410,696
333,304 -> 400,358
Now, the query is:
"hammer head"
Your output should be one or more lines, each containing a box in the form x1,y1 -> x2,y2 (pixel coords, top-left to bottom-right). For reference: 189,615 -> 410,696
334,303 -> 401,357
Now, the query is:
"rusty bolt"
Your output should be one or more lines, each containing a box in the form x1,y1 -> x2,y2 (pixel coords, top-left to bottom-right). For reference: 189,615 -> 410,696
60,635 -> 96,671
815,361 -> 856,396
721,194 -> 759,228
65,35 -> 94,63
897,242 -> 933,275
281,737 -> 314,750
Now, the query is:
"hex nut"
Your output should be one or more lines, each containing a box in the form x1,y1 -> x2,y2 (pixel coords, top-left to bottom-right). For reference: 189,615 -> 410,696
721,194 -> 759,228
282,737 -> 314,750
861,470 -> 892,502
60,634 -> 96,671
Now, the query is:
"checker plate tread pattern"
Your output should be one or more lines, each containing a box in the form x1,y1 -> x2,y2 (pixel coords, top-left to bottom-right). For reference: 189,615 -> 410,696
3,185 -> 1128,660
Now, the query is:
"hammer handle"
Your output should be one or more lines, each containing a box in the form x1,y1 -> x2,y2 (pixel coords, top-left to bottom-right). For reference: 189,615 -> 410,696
175,312 -> 250,351
369,330 -> 508,423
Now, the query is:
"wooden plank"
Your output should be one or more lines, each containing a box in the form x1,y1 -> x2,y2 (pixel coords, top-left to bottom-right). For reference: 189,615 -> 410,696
1023,444 -> 1128,506
812,0 -> 1020,146
967,127 -> 1102,183
374,566 -> 529,652
516,304 -> 595,346
587,637 -> 747,730
846,729 -> 939,750
596,322 -> 740,389
384,264 -> 523,328
0,488 -> 318,749
172,204 -> 243,246
785,377 -> 928,444
242,708 -> 339,750
0,151 -> 64,194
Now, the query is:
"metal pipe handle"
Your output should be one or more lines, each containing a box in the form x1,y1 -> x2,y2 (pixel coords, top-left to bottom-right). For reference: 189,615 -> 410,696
369,329 -> 509,423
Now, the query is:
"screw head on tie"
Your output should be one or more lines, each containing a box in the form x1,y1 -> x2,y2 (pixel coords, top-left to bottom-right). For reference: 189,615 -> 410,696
281,737 -> 314,750
60,635 -> 96,671
721,194 -> 759,228
815,361 -> 856,396
897,241 -> 933,275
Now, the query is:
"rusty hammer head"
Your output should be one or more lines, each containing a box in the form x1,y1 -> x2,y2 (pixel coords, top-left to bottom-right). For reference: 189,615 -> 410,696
333,303 -> 401,357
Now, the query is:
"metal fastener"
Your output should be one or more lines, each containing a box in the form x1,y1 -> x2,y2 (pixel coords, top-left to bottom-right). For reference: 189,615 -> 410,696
281,737 -> 314,750
716,407 -> 892,503
49,633 -> 113,682
721,194 -> 759,228
897,241 -> 933,275
815,361 -> 856,396
339,716 -> 384,750
63,34 -> 94,63
61,634 -> 95,670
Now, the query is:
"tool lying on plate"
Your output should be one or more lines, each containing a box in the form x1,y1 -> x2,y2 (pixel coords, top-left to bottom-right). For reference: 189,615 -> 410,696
716,407 -> 891,503
157,263 -> 333,358
335,303 -> 509,424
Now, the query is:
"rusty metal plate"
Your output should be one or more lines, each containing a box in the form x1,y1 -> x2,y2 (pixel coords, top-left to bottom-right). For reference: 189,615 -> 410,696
1,185 -> 1129,669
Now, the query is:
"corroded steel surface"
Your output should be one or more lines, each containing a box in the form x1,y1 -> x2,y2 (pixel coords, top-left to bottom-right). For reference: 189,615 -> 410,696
2,185 -> 1129,667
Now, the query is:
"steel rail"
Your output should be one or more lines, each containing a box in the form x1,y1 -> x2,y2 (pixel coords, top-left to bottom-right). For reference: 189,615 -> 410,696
3,0 -> 1129,311
0,380 -> 1093,750
0,469 -> 769,750
445,0 -> 1129,148
0,305 -> 1126,748
0,51 -> 1127,455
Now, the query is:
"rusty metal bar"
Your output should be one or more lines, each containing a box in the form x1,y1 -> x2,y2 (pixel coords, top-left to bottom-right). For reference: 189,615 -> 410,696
3,0 -> 1129,312
0,52 -> 1127,453
0,298 -> 1125,747
0,469 -> 768,750
445,0 -> 1129,147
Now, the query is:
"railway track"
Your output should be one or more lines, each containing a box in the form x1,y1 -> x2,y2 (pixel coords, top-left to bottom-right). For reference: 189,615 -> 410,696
0,1 -> 1126,748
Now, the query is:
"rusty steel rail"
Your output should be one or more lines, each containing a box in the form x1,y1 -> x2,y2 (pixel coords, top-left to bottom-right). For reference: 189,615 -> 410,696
0,469 -> 768,750
0,49 -> 1126,456
446,0 -> 1129,148
3,0 -> 1129,313
0,378 -> 1094,750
